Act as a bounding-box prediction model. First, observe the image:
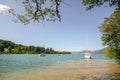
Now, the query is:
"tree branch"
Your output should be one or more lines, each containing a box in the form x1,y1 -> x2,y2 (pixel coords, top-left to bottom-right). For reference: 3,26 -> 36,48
55,0 -> 61,21
34,0 -> 39,20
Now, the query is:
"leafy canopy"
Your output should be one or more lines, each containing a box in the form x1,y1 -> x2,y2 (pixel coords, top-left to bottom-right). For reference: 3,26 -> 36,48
82,0 -> 120,10
82,0 -> 120,63
10,0 -> 62,25
10,0 -> 120,24
99,8 -> 120,63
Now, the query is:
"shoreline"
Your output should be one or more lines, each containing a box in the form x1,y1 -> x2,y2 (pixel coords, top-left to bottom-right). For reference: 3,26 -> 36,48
2,60 -> 120,80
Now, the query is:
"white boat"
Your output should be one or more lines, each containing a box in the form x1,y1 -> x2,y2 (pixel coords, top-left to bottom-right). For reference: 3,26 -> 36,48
39,53 -> 46,56
85,52 -> 91,59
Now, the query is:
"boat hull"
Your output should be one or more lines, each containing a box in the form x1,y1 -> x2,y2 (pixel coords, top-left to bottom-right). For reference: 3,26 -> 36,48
84,53 -> 91,59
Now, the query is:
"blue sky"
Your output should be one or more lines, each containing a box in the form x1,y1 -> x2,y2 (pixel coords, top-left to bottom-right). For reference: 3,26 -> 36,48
0,0 -> 115,51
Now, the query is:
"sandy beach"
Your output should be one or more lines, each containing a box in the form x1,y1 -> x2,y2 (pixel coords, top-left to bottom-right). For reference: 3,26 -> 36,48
4,60 -> 120,80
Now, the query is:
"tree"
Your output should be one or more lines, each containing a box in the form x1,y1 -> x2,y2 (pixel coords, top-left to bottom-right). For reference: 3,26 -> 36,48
0,44 -> 4,53
81,0 -> 120,63
40,47 -> 45,53
78,0 -> 120,63
10,0 -> 62,25
17,46 -> 22,52
82,0 -> 120,10
11,49 -> 19,53
99,8 -> 120,63
45,48 -> 51,54
0,39 -> 71,54
4,48 -> 9,53
34,47 -> 41,53
29,46 -> 35,51
8,46 -> 12,53
10,0 -> 120,25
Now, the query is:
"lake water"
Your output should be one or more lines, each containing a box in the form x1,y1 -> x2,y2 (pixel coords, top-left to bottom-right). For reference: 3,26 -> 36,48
0,53 -> 119,80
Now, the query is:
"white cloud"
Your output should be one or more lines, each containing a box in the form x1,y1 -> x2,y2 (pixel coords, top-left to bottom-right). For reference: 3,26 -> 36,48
0,4 -> 11,15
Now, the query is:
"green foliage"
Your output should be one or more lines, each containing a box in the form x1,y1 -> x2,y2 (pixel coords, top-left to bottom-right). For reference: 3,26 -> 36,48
105,47 -> 114,58
0,39 -> 71,54
11,49 -> 19,53
58,51 -> 71,54
99,9 -> 120,64
82,0 -> 120,64
45,48 -> 55,54
82,0 -> 120,10
10,0 -> 62,25
105,47 -> 120,63
0,44 -> 4,52
99,9 -> 120,47
8,46 -> 12,53
4,48 -> 9,53
9,0 -> 120,24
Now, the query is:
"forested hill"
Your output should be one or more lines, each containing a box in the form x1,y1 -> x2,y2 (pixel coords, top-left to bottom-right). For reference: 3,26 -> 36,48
0,39 -> 71,54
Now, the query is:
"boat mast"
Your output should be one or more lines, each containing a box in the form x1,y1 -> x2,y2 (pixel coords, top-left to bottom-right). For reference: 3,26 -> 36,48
85,33 -> 88,52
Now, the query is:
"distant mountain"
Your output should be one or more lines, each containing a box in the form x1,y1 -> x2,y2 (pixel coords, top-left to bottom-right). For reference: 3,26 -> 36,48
91,48 -> 105,54
73,48 -> 105,54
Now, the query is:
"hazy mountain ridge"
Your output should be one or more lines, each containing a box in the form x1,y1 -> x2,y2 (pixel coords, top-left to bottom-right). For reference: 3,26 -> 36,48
73,48 -> 105,54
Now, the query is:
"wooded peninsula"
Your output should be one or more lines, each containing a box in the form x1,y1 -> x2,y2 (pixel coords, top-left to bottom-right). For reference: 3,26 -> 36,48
0,39 -> 71,54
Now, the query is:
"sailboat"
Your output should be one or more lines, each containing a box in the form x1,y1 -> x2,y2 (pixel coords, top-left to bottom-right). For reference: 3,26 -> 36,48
84,52 -> 91,59
84,34 -> 91,59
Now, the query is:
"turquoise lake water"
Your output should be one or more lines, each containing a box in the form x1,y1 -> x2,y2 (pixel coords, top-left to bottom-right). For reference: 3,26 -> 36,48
0,53 -> 113,80
0,53 -> 108,73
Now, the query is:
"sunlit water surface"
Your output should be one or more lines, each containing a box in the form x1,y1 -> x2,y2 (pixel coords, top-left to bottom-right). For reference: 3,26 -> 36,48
0,53 -> 119,80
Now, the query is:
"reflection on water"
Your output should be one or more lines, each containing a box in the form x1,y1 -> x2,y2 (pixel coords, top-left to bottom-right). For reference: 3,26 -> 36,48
0,54 -> 119,80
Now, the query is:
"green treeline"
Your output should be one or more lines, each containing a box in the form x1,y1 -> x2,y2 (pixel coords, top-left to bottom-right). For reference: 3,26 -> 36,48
0,39 -> 71,54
